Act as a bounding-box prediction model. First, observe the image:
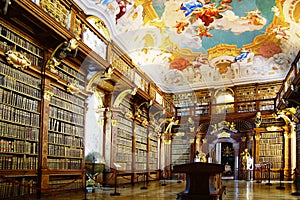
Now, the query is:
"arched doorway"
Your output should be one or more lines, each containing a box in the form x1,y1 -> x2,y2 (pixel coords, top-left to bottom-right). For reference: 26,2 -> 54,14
209,137 -> 239,180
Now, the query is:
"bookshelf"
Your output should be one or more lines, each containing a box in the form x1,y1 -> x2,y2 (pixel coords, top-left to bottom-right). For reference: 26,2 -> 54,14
259,131 -> 284,168
57,62 -> 86,88
172,136 -> 191,166
235,85 -> 256,101
0,59 -> 41,198
0,22 -> 44,67
48,85 -> 85,171
115,99 -> 133,171
135,122 -> 148,172
255,118 -> 288,180
149,128 -> 158,171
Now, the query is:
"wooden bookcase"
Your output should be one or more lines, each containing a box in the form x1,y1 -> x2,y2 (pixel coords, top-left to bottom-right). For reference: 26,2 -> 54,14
115,99 -> 133,172
0,20 -> 43,198
0,14 -> 87,197
254,116 -> 286,180
171,136 -> 191,166
148,127 -> 158,171
135,121 -> 148,172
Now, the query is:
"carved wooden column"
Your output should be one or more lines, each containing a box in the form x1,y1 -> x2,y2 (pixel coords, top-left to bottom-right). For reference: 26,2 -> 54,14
37,78 -> 52,197
132,120 -> 137,184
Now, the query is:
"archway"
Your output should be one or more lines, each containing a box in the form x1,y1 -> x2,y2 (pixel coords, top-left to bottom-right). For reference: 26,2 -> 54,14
209,136 -> 240,180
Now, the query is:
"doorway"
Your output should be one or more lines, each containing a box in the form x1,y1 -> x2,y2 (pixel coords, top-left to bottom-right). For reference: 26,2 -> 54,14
221,142 -> 235,179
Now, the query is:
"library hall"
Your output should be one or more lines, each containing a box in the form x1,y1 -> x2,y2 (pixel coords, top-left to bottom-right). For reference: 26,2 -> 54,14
1,0 -> 300,199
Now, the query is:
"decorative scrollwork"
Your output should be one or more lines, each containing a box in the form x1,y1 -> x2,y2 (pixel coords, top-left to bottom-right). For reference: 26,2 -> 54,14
6,48 -> 31,70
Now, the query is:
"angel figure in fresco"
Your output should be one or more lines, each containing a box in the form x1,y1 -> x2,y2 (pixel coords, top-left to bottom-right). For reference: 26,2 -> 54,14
177,0 -> 206,17
95,0 -> 132,23
233,48 -> 252,63
231,48 -> 255,78
193,24 -> 213,39
174,21 -> 190,34
241,8 -> 264,26
192,3 -> 225,26
270,25 -> 290,40
218,0 -> 233,10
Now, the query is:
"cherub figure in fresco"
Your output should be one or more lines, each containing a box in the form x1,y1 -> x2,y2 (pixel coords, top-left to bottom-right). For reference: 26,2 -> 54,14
178,0 -> 206,17
193,24 -> 213,39
233,48 -> 253,63
218,0 -> 233,10
241,8 -> 264,26
174,21 -> 190,34
95,0 -> 132,23
270,25 -> 290,40
192,3 -> 225,26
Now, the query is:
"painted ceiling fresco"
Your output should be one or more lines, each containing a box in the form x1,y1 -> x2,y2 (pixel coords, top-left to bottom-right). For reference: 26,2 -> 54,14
76,0 -> 300,92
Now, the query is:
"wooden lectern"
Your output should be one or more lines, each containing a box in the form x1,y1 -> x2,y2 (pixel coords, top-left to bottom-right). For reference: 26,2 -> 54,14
173,163 -> 226,200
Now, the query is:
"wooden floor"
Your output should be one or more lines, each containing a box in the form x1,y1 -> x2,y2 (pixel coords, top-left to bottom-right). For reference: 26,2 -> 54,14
39,180 -> 300,200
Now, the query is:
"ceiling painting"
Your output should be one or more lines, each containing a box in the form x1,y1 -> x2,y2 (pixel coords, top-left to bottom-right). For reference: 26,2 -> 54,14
76,0 -> 300,92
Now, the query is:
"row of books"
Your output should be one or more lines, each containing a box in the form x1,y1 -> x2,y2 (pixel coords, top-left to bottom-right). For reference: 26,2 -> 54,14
0,75 -> 41,99
117,129 -> 132,139
60,63 -> 85,82
0,62 -> 41,87
0,122 -> 39,141
149,152 -> 158,158
116,137 -> 131,147
47,158 -> 82,170
48,144 -> 83,158
0,104 -> 40,127
136,142 -> 147,151
258,172 -> 281,179
57,71 -> 84,88
49,106 -> 84,125
114,162 -> 131,171
150,145 -> 158,152
148,163 -> 158,171
260,132 -> 283,139
0,139 -> 39,154
118,116 -> 132,127
136,135 -> 147,144
0,40 -> 43,67
259,149 -> 282,156
51,86 -> 85,106
1,88 -> 39,112
116,153 -> 132,162
49,118 -> 84,137
48,132 -> 83,147
0,155 -> 38,170
0,24 -> 43,57
259,156 -> 283,164
136,125 -> 147,137
117,122 -> 132,133
51,96 -> 84,114
135,163 -> 147,171
117,145 -> 132,154
0,177 -> 36,198
259,143 -> 283,150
